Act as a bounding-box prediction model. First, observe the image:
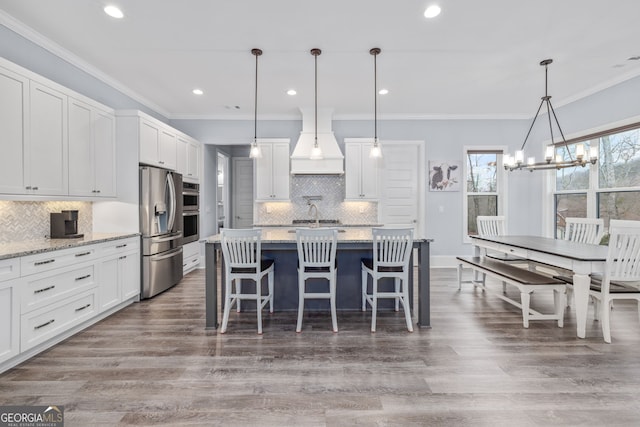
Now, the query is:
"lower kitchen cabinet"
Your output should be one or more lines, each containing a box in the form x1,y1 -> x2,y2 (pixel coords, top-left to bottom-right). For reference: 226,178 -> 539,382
0,260 -> 20,364
0,235 -> 141,373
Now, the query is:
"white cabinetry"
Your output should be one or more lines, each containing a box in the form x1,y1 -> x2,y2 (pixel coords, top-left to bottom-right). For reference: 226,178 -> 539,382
183,241 -> 200,274
255,140 -> 290,201
177,135 -> 200,182
140,118 -> 177,170
0,66 -> 28,195
68,97 -> 116,197
26,81 -> 68,195
98,237 -> 140,311
345,141 -> 378,200
0,259 -> 20,364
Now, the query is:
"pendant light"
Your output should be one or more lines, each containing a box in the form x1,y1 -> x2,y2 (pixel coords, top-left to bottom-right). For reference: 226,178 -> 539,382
309,48 -> 323,160
249,48 -> 263,159
504,59 -> 598,171
370,47 -> 382,158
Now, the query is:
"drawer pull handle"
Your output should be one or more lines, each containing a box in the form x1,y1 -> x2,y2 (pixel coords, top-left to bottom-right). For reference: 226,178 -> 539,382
34,259 -> 55,266
116,244 -> 127,248
75,274 -> 91,281
34,285 -> 55,294
75,251 -> 92,257
34,319 -> 55,330
75,303 -> 91,312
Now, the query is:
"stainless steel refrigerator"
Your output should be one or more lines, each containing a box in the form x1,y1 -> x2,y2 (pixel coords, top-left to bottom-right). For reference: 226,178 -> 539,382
140,165 -> 183,299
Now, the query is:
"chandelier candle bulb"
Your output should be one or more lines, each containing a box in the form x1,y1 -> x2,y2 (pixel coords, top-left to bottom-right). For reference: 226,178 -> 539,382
555,154 -> 564,164
527,157 -> 536,166
515,150 -> 524,164
545,145 -> 554,161
576,143 -> 585,159
590,146 -> 598,162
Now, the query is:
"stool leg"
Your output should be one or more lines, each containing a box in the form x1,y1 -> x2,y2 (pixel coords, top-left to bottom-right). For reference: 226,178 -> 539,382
402,278 -> 413,332
256,278 -> 263,335
268,270 -> 274,313
394,278 -> 400,311
361,268 -> 367,311
371,278 -> 378,333
221,280 -> 232,334
296,275 -> 305,333
330,272 -> 338,333
236,281 -> 242,313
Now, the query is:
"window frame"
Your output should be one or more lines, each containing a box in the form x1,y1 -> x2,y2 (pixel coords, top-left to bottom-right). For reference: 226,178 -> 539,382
462,145 -> 507,244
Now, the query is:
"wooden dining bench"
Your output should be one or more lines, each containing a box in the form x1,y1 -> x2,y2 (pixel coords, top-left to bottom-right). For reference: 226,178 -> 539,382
456,256 -> 567,328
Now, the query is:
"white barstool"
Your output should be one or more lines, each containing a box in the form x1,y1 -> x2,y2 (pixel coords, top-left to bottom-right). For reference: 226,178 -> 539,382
361,228 -> 414,332
219,229 -> 274,334
295,228 -> 339,333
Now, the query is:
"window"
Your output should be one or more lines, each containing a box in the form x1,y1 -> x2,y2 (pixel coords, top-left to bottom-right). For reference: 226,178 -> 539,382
464,149 -> 504,237
553,124 -> 640,232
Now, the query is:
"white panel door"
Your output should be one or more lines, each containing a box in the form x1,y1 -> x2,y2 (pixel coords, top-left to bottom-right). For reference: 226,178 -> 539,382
68,98 -> 94,196
93,109 -> 116,197
0,67 -> 28,194
379,143 -> 421,231
233,158 -> 254,228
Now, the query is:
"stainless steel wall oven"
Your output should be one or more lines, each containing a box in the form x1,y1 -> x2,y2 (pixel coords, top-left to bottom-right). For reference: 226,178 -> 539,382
182,182 -> 200,244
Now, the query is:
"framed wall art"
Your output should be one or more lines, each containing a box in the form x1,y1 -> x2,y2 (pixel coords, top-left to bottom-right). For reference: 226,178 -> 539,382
429,160 -> 461,191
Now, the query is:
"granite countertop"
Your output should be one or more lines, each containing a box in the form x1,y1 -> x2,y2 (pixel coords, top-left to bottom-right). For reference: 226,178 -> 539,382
0,232 -> 140,260
204,227 -> 429,244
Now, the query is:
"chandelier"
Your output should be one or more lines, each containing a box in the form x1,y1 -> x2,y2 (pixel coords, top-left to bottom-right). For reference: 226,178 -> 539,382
504,59 -> 598,171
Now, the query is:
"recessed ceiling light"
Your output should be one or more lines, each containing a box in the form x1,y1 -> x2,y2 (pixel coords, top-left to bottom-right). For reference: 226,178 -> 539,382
424,5 -> 441,18
378,89 -> 389,95
104,5 -> 124,19
192,89 -> 204,95
287,89 -> 297,96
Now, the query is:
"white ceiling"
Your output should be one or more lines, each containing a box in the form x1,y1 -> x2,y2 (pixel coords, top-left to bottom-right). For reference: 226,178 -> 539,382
2,0 -> 640,120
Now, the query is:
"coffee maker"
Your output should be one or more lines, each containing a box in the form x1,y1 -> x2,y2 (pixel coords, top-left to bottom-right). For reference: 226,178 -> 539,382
50,210 -> 84,239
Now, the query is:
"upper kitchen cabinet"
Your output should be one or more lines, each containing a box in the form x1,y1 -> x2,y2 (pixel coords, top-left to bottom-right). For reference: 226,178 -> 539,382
176,135 -> 200,182
344,140 -> 378,201
139,118 -> 177,170
68,97 -> 116,198
26,81 -> 68,196
0,65 -> 28,195
255,139 -> 290,201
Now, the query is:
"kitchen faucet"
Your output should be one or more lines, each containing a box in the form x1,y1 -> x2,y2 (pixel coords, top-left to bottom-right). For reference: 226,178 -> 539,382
308,203 -> 319,228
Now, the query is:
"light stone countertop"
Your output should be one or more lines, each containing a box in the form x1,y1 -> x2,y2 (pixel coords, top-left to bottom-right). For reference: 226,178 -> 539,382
0,232 -> 140,261
204,227 -> 429,244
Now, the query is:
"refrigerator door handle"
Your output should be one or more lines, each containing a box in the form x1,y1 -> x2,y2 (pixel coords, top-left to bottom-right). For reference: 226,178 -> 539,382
150,247 -> 183,261
167,172 -> 177,232
149,231 -> 182,242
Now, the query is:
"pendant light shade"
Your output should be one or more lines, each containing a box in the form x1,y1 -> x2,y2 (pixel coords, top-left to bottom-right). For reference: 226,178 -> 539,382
370,47 -> 382,158
309,48 -> 323,160
505,59 -> 598,171
249,48 -> 263,159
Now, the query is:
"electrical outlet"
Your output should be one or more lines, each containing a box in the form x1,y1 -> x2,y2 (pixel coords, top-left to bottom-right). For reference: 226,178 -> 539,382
359,205 -> 365,214
266,205 -> 272,214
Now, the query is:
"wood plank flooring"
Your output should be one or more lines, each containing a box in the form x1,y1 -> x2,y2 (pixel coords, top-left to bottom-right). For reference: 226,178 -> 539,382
2,268 -> 640,426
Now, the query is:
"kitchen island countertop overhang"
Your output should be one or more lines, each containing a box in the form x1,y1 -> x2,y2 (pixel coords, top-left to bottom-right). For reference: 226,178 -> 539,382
203,227 -> 432,331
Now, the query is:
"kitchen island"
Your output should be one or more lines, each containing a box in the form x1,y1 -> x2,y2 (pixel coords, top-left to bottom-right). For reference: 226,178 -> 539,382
203,227 -> 432,330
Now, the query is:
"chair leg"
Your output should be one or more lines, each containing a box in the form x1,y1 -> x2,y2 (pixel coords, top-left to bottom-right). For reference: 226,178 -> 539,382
521,291 -> 531,328
593,298 -> 601,321
361,269 -> 368,311
601,298 -> 612,343
566,286 -> 573,308
457,264 -> 463,290
502,281 -> 507,293
394,278 -> 400,311
402,279 -> 413,332
330,273 -> 338,333
296,276 -> 305,333
371,279 -> 378,333
268,270 -> 274,313
553,289 -> 565,328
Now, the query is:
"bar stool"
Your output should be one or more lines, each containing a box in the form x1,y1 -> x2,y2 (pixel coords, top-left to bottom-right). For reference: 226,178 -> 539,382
295,228 -> 339,333
361,228 -> 414,332
219,228 -> 274,334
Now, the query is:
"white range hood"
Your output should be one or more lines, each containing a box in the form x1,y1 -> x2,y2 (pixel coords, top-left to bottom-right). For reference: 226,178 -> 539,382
290,108 -> 344,175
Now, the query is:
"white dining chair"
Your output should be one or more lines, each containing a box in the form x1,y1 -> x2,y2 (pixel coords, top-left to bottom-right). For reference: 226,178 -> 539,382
295,228 -> 339,333
588,219 -> 640,343
361,228 -> 414,332
564,217 -> 605,244
219,228 -> 274,334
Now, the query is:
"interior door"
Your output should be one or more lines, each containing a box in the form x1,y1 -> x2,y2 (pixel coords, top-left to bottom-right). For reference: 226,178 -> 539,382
379,142 -> 422,234
232,157 -> 254,228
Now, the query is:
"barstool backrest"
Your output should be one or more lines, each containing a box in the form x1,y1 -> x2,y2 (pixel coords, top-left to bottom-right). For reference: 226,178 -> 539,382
372,228 -> 414,269
296,228 -> 338,270
220,228 -> 262,271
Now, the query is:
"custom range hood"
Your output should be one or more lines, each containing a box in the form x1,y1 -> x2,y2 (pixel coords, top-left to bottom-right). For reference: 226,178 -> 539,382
290,108 -> 344,174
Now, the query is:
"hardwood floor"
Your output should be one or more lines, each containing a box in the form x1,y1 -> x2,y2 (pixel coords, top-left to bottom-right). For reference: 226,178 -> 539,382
2,268 -> 640,426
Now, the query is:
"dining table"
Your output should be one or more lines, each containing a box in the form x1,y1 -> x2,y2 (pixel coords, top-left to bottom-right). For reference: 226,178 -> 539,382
470,235 -> 608,339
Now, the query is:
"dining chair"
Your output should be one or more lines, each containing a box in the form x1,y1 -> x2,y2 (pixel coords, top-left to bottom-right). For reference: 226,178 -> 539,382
219,228 -> 274,334
295,228 -> 339,333
588,219 -> 640,343
564,217 -> 605,244
361,228 -> 414,332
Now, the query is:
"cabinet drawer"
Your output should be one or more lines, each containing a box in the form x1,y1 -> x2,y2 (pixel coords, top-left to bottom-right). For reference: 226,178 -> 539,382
498,245 -> 528,258
21,264 -> 96,313
100,237 -> 140,257
21,245 -> 98,276
183,254 -> 200,271
21,289 -> 97,351
0,258 -> 20,283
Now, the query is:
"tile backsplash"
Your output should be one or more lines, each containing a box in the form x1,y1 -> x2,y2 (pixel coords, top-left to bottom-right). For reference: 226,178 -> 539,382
0,201 -> 93,243
255,175 -> 378,225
